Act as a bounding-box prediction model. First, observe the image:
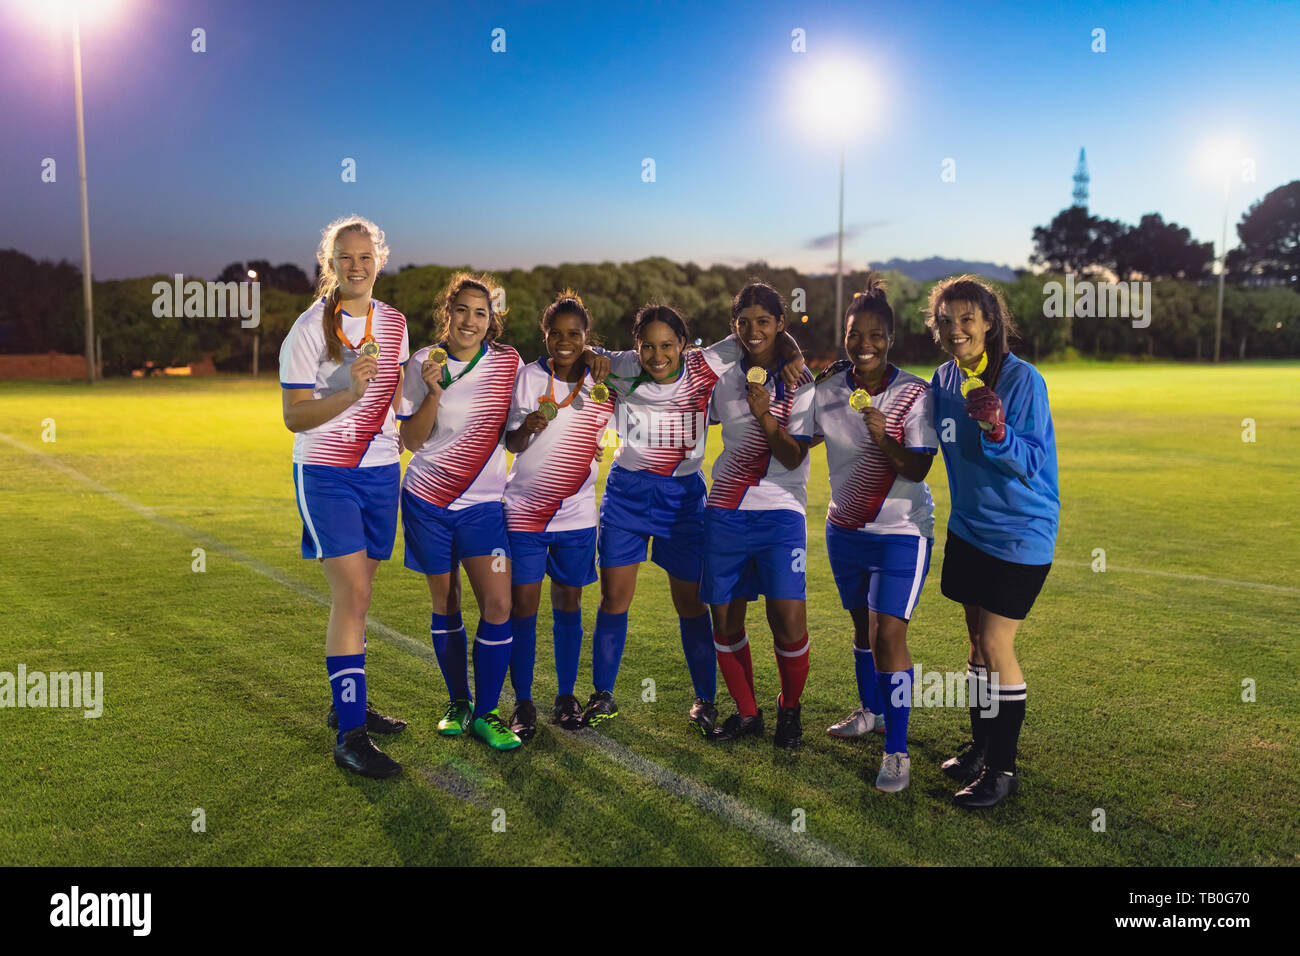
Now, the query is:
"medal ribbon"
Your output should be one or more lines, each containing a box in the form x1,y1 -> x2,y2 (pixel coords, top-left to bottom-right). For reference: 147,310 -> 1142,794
958,351 -> 988,381
333,299 -> 375,350
539,366 -> 585,410
438,342 -> 487,389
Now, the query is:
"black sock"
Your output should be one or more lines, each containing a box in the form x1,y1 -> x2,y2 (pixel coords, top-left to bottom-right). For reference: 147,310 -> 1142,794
987,684 -> 1026,773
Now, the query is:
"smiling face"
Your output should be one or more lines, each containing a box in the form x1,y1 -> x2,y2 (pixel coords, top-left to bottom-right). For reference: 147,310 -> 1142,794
637,319 -> 685,382
545,311 -> 588,371
332,229 -> 376,301
734,305 -> 784,366
934,298 -> 992,366
845,310 -> 891,379
447,289 -> 491,352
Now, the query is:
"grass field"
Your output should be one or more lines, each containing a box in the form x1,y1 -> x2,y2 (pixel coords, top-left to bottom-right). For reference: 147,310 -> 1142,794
1,360 -> 1297,866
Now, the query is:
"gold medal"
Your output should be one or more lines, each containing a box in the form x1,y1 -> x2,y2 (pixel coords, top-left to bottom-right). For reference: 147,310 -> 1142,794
360,339 -> 381,359
849,388 -> 871,411
591,382 -> 610,403
429,346 -> 448,366
539,400 -> 558,420
746,366 -> 767,385
960,375 -> 985,398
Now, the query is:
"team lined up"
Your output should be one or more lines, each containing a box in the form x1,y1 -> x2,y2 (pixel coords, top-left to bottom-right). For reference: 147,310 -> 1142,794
280,215 -> 1060,809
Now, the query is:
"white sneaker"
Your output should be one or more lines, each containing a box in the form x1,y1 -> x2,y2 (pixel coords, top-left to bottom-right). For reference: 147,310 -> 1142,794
875,752 -> 911,793
827,705 -> 883,738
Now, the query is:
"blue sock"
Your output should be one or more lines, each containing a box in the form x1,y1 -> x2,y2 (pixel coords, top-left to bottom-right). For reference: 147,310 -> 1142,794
854,644 -> 883,713
553,608 -> 583,696
876,667 -> 913,755
326,653 -> 366,743
472,620 -> 512,718
510,614 -> 538,701
679,612 -> 716,701
431,612 -> 471,702
592,608 -> 628,693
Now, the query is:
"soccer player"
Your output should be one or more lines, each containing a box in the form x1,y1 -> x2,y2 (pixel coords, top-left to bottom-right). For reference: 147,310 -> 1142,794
577,309 -> 803,735
398,273 -> 524,752
702,283 -> 816,748
814,277 -> 939,791
279,214 -> 408,779
927,275 -> 1059,808
502,291 -> 614,738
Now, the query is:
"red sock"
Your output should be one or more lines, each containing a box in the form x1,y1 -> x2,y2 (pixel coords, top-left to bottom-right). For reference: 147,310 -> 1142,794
715,631 -> 758,718
774,633 -> 810,708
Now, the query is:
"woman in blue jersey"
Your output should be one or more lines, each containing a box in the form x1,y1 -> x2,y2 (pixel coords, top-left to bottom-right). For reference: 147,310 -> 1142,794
703,283 -> 818,749
927,275 -> 1059,808
279,215 -> 408,779
578,308 -> 805,735
814,276 -> 939,791
502,291 -> 613,738
398,273 -> 524,752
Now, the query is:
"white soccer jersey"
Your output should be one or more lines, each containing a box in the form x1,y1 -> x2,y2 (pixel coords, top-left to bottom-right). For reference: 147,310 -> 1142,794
278,298 -> 409,467
504,359 -> 616,532
601,337 -> 741,478
813,364 -> 939,536
706,363 -> 816,513
397,343 -> 523,510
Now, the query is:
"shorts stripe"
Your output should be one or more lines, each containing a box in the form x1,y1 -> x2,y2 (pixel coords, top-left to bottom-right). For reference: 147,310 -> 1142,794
903,536 -> 926,617
295,463 -> 323,558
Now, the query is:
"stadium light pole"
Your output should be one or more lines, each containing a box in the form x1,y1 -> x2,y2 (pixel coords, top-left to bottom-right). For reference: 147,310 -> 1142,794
1201,138 -> 1243,364
248,270 -> 259,377
797,60 -> 871,352
73,11 -> 95,383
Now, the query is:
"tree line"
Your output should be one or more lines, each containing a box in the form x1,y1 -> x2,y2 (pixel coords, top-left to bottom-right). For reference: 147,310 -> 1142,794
1,182 -> 1296,374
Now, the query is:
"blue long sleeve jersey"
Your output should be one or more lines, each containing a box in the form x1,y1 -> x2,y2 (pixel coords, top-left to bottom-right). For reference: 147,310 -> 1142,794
931,353 -> 1060,565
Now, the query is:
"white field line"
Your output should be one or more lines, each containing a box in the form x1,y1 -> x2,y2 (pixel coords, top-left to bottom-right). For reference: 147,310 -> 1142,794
1051,559 -> 1299,596
1,431 -> 860,867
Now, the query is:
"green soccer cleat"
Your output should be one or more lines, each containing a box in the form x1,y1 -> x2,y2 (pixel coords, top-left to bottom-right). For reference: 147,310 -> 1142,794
471,709 -> 523,750
437,699 -> 473,736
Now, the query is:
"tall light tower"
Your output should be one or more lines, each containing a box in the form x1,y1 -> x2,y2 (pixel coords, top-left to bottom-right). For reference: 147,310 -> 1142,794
1072,148 -> 1089,209
73,11 -> 96,383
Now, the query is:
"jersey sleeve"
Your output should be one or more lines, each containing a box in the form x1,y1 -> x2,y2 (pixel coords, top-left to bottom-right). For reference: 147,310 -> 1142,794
396,349 -> 428,420
279,318 -> 322,389
905,384 -> 940,453
787,372 -> 816,441
980,368 -> 1052,480
507,364 -> 534,432
700,334 -> 742,377
398,324 -> 410,365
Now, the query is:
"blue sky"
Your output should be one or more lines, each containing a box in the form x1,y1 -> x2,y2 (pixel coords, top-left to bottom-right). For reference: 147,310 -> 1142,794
1,0 -> 1296,279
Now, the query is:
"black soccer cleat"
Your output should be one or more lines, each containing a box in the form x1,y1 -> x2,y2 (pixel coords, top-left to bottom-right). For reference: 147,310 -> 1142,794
711,709 -> 764,743
688,698 -> 719,738
509,699 -> 538,741
941,740 -> 986,782
327,701 -> 408,735
582,691 -> 619,727
333,725 -> 402,779
773,697 -> 803,750
553,693 -> 584,731
953,767 -> 1018,809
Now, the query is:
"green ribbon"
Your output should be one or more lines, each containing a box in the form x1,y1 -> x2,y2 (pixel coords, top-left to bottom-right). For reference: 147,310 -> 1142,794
439,342 -> 486,389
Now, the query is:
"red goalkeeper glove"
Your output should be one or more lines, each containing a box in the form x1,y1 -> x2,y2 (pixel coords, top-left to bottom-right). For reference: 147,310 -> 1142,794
964,386 -> 1006,442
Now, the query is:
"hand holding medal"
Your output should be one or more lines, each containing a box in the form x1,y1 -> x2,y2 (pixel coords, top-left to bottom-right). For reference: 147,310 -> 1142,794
745,365 -> 771,420
960,353 -> 1004,440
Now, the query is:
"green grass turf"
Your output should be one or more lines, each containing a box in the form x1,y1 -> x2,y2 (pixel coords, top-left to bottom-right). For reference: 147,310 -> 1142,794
0,360 -> 1297,866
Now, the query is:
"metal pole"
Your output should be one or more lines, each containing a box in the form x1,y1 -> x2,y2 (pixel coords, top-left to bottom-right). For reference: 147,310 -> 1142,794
1213,171 -> 1229,363
835,142 -> 845,353
73,14 -> 95,383
253,333 -> 260,377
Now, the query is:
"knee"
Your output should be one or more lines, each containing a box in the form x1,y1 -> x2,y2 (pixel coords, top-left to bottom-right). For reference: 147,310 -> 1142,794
673,593 -> 706,618
551,586 -> 581,614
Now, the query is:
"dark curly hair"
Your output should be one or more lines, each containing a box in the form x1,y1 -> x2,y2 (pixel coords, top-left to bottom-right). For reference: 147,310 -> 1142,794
436,271 -> 507,349
925,274 -> 1019,389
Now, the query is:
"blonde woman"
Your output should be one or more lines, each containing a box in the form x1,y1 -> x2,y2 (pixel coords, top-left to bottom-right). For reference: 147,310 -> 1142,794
279,215 -> 409,778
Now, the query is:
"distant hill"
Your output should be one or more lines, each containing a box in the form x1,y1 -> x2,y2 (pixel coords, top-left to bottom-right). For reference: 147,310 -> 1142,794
870,257 -> 1019,282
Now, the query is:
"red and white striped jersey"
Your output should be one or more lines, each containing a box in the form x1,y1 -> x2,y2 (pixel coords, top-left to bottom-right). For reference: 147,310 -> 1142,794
503,359 -> 615,532
279,298 -> 408,468
398,343 -> 523,510
813,365 -> 938,536
602,337 -> 741,478
706,363 -> 816,513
